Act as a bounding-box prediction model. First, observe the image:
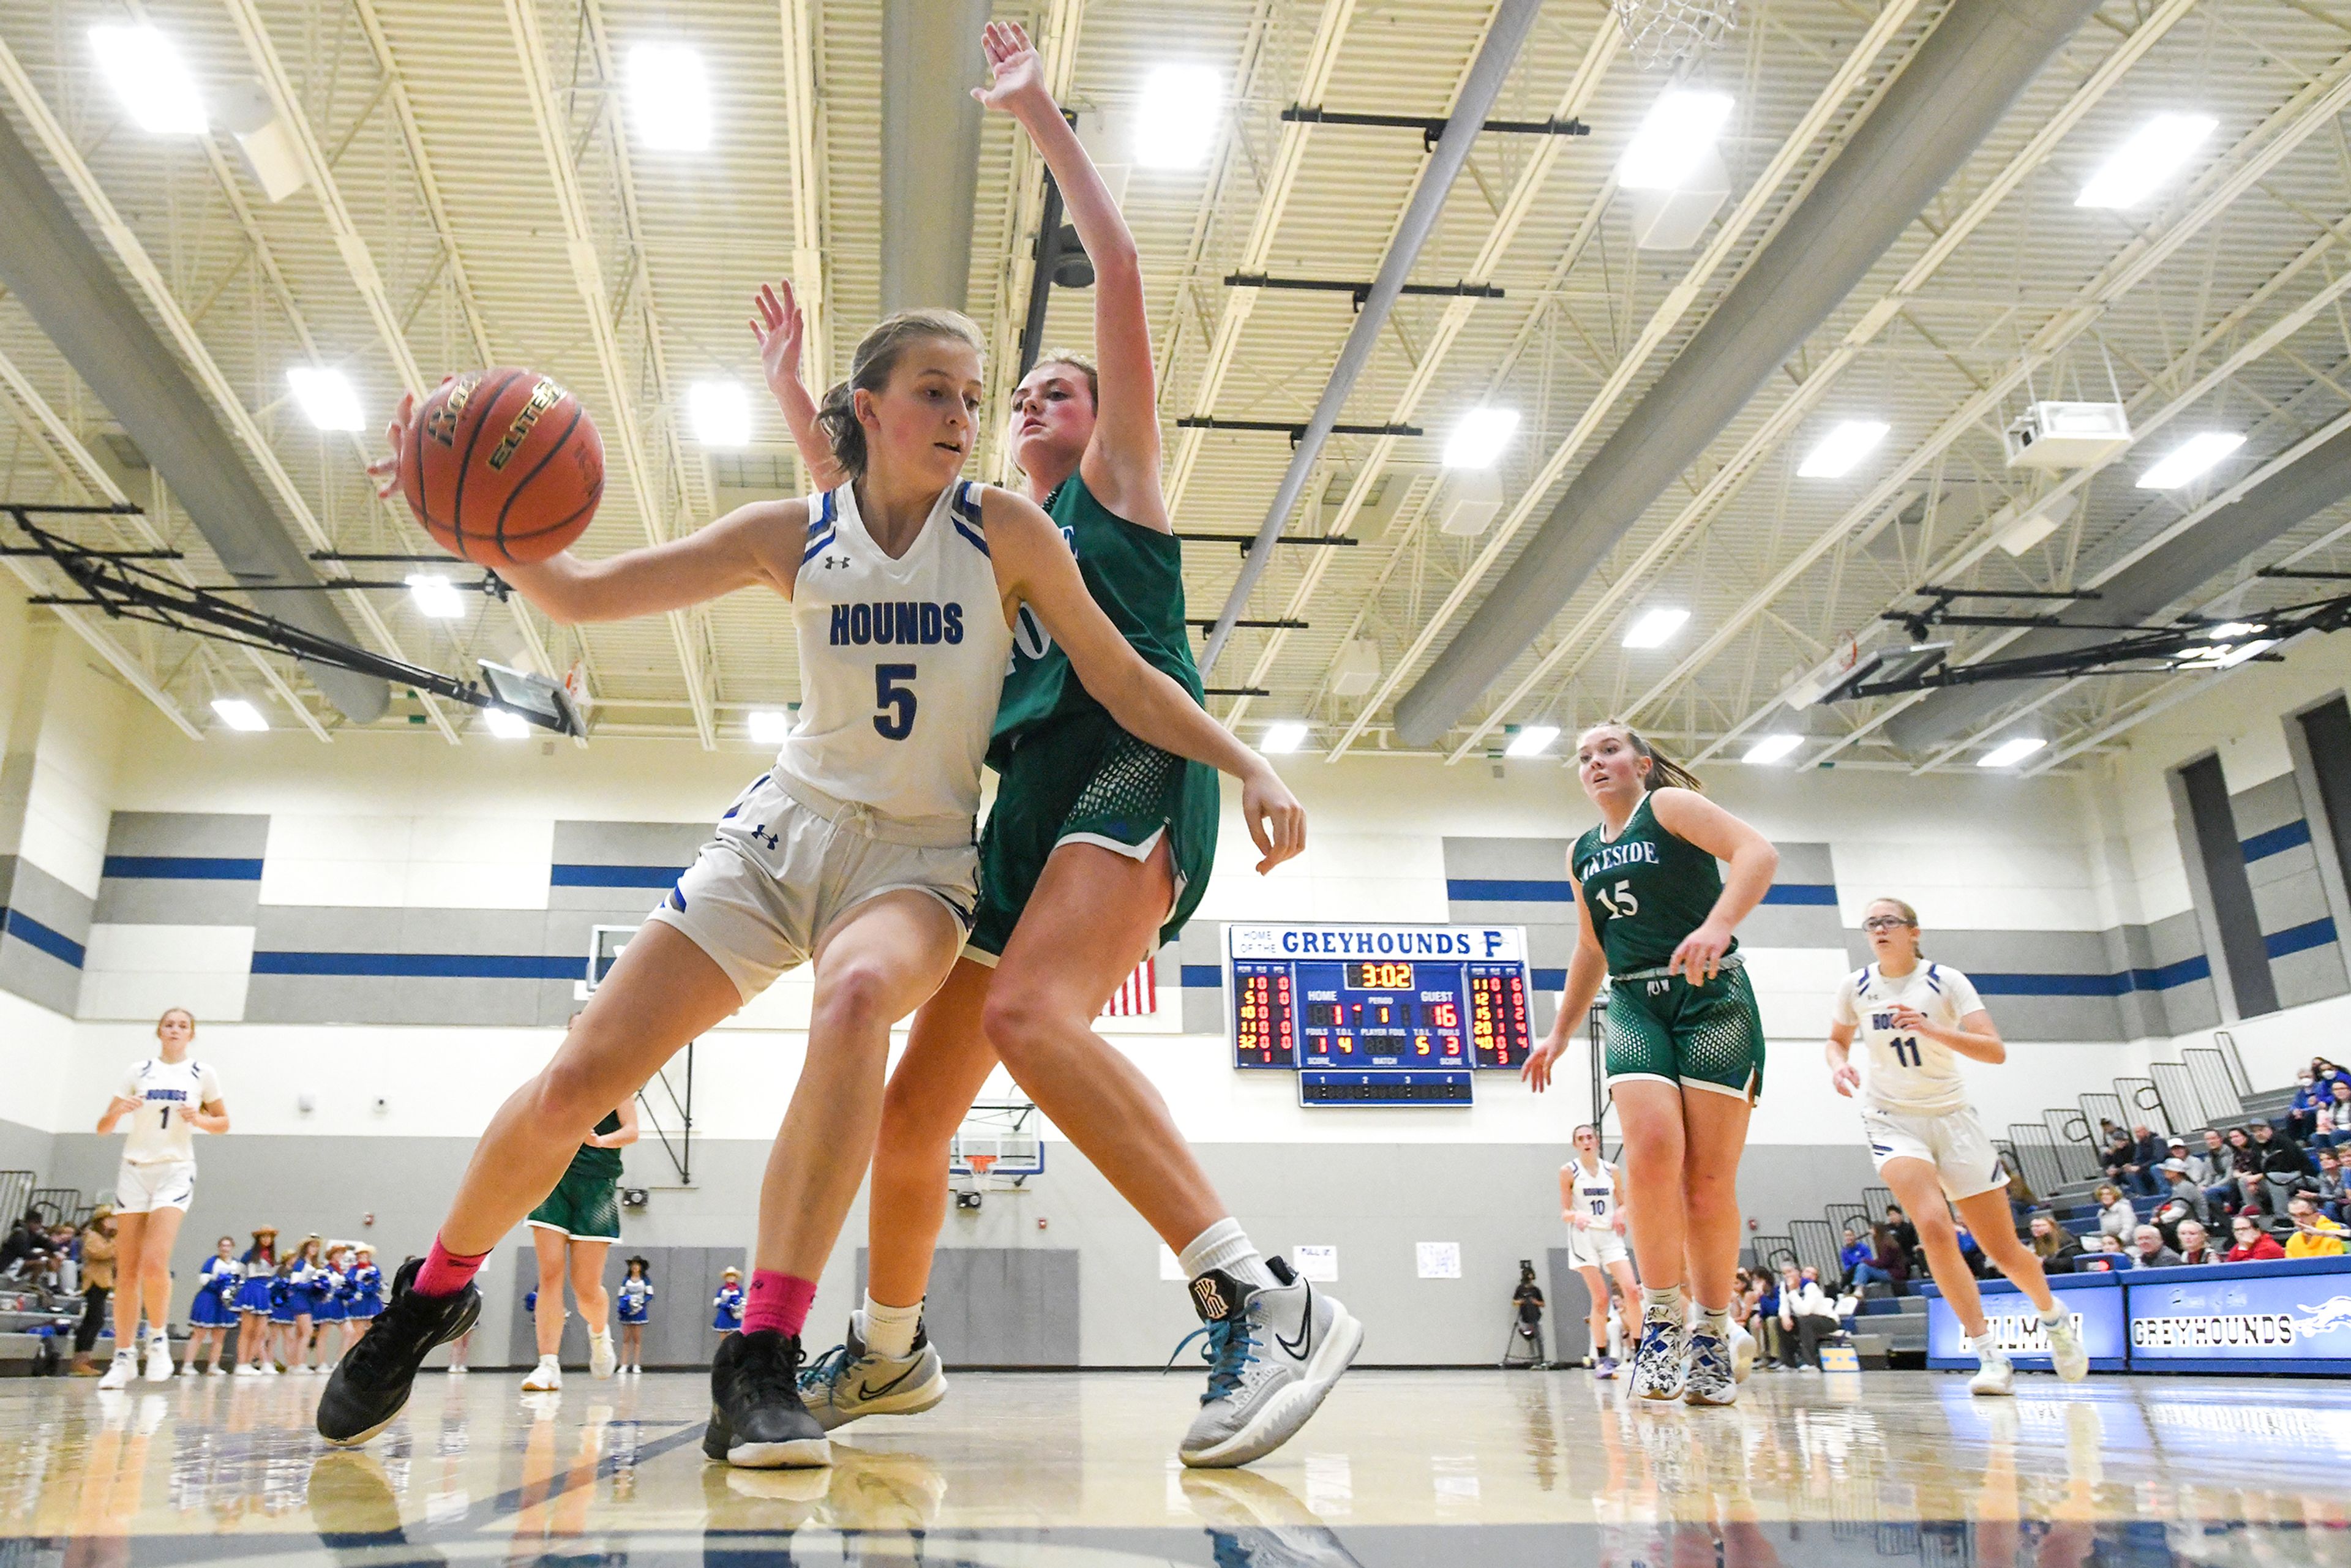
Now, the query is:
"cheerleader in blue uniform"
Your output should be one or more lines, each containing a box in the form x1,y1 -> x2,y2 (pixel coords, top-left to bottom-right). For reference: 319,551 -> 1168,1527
266,1259 -> 300,1374
616,1256 -> 653,1375
312,1245 -> 351,1372
233,1227 -> 277,1375
345,1245 -> 384,1348
711,1267 -> 743,1334
187,1236 -> 241,1376
288,1236 -> 326,1373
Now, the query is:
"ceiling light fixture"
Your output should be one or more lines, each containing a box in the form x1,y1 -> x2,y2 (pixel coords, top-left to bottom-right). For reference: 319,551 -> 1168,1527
2076,113 -> 2216,209
405,574 -> 465,620
1504,724 -> 1561,758
1136,65 -> 1222,170
1617,90 -> 1734,192
1261,721 -> 1309,755
688,380 -> 752,448
747,708 -> 793,745
89,26 -> 208,135
1442,407 -> 1520,470
482,707 -> 531,740
286,367 -> 364,432
211,697 -> 268,732
1978,737 -> 2046,769
1742,733 -> 1804,765
628,42 -> 713,152
1798,420 -> 1890,479
2136,432 -> 2243,490
1622,607 -> 1690,649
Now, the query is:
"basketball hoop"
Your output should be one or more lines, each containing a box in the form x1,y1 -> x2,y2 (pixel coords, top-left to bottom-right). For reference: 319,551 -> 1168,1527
1610,0 -> 1738,71
964,1153 -> 999,1180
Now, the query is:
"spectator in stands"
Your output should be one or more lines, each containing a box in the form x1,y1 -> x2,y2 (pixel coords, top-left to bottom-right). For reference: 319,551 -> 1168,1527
2132,1224 -> 2183,1268
2027,1213 -> 2079,1274
2002,1161 -> 2036,1223
2173,1219 -> 2221,1266
2224,1127 -> 2266,1214
68,1207 -> 116,1377
2290,1070 -> 2328,1140
1747,1268 -> 1785,1370
1883,1204 -> 1921,1272
2169,1136 -> 2207,1183
2156,1160 -> 2208,1227
1778,1264 -> 1841,1373
2093,1184 -> 2137,1242
2100,1125 -> 2143,1195
2126,1125 -> 2168,1196
1840,1226 -> 1895,1292
2077,1233 -> 2134,1272
2228,1212 -> 2286,1262
2317,1080 -> 2351,1150
2284,1195 -> 2350,1258
2317,1148 -> 2345,1219
0,1209 -> 42,1274
2197,1129 -> 2237,1214
1869,1220 -> 1910,1289
2253,1122 -> 2316,1212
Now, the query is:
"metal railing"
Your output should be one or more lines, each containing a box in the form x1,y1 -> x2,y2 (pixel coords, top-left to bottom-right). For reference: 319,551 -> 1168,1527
1750,1234 -> 1799,1274
2113,1076 -> 2170,1136
1825,1202 -> 1870,1246
26,1188 -> 77,1226
1861,1185 -> 1895,1225
2079,1091 -> 2128,1150
2150,1061 -> 2207,1128
0,1172 -> 31,1229
2185,1038 -> 2253,1121
1789,1218 -> 1841,1285
2044,1108 -> 2100,1180
2005,1125 -> 2068,1197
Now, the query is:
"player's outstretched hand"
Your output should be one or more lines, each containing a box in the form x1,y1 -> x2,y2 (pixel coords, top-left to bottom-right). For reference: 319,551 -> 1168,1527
1240,763 -> 1306,874
1521,1034 -> 1562,1092
750,279 -> 809,408
971,20 -> 1048,115
1668,918 -> 1733,984
1831,1062 -> 1861,1098
367,390 -> 416,501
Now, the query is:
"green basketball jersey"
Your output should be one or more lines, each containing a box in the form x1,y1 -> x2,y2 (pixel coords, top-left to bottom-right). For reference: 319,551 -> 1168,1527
989,470 -> 1201,768
1570,792 -> 1734,973
567,1109 -> 623,1182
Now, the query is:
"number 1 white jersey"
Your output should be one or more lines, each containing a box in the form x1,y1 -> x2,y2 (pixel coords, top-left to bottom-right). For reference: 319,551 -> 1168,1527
115,1058 -> 221,1165
1829,961 -> 1985,1116
778,482 -> 1015,827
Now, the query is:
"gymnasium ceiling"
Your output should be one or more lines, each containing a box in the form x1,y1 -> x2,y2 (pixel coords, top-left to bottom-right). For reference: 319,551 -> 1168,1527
3,0 -> 2351,776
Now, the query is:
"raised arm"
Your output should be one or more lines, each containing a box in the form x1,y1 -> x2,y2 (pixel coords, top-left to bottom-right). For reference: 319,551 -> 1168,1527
983,487 -> 1302,870
975,22 -> 1166,527
1649,786 -> 1779,983
751,279 -> 850,492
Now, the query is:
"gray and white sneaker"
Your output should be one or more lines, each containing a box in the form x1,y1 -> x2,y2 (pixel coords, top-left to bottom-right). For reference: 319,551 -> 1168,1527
797,1313 -> 947,1432
1174,1259 -> 1362,1469
2044,1311 -> 2089,1382
1682,1327 -> 1737,1406
1629,1307 -> 1687,1403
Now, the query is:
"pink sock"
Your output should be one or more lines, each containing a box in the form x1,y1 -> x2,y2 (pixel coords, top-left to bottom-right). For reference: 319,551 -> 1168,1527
743,1270 -> 817,1338
413,1237 -> 489,1298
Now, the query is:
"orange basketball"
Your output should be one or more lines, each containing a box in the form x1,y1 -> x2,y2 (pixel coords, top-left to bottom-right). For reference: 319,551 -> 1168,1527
398,369 -> 604,565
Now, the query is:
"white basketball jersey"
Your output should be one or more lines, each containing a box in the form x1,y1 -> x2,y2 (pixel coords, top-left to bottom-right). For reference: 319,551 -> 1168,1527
776,482 -> 1014,825
115,1057 -> 221,1165
1567,1157 -> 1618,1228
1829,961 -> 1985,1116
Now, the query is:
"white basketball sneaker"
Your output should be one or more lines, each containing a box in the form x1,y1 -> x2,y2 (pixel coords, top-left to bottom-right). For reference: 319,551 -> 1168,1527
1728,1318 -> 1757,1383
142,1332 -> 174,1383
1969,1342 -> 2016,1397
797,1313 -> 947,1432
2044,1312 -> 2089,1382
1174,1259 -> 1362,1469
99,1349 -> 139,1390
521,1356 -> 562,1393
590,1329 -> 618,1380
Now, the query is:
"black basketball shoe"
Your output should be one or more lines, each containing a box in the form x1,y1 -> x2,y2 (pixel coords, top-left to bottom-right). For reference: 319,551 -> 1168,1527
316,1258 -> 481,1447
704,1330 -> 831,1468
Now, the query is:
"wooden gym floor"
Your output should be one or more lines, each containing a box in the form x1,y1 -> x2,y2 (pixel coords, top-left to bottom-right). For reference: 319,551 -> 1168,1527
0,1367 -> 2343,1564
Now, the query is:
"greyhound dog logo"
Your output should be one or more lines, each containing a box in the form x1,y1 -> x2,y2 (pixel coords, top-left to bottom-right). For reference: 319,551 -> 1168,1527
2292,1295 -> 2351,1334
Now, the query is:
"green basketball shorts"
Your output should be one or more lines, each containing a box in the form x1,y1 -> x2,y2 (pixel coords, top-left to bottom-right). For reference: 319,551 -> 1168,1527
969,709 -> 1218,963
527,1166 -> 621,1242
1602,960 -> 1766,1103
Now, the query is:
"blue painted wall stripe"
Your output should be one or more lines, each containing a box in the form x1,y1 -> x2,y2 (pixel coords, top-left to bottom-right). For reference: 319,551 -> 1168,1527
251,951 -> 579,980
101,855 -> 264,882
2264,917 -> 2338,960
1182,955 -> 2215,999
2242,819 -> 2314,863
1,907 -> 86,969
1447,878 -> 1837,906
550,863 -> 687,889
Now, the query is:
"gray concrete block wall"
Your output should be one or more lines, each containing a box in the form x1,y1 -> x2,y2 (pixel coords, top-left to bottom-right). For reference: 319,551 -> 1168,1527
1,855 -> 91,1014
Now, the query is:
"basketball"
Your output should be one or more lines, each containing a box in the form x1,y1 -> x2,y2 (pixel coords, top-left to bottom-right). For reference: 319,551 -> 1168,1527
397,368 -> 604,565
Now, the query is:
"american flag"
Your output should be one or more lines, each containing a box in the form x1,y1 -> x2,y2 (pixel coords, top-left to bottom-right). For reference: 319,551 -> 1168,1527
1100,956 -> 1158,1016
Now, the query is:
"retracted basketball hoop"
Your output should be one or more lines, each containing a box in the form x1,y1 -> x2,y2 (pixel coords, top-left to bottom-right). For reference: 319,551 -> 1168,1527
1610,0 -> 1738,70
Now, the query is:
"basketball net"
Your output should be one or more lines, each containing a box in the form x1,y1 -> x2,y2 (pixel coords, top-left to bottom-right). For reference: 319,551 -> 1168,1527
1610,0 -> 1738,70
964,1153 -> 999,1180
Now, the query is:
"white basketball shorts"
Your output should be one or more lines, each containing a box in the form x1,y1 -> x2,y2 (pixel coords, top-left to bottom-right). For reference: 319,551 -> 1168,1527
647,771 -> 979,1002
1860,1103 -> 2006,1201
115,1158 -> 197,1215
1567,1223 -> 1630,1269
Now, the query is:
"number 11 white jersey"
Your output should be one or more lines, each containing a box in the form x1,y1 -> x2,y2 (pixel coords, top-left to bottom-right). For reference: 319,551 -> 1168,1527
1829,962 -> 1985,1116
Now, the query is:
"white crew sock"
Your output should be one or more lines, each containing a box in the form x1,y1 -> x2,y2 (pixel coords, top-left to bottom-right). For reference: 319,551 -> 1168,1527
1641,1285 -> 1684,1321
861,1294 -> 923,1360
1970,1331 -> 2006,1364
1695,1305 -> 1731,1340
1178,1218 -> 1279,1293
2039,1305 -> 2068,1329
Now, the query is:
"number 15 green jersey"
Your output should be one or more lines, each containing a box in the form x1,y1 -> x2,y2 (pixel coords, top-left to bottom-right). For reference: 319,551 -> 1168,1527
1570,790 -> 1733,973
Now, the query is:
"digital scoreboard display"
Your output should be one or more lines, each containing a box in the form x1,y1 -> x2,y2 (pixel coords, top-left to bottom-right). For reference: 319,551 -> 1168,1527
1224,925 -> 1535,1105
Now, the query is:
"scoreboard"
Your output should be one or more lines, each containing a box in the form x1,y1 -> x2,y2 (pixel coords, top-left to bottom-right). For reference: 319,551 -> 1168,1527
1225,924 -> 1535,1106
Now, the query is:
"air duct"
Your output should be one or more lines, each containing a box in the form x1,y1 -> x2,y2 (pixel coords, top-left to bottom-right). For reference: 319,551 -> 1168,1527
1885,419 -> 2351,752
1392,0 -> 2098,748
880,0 -> 990,315
0,110 -> 387,721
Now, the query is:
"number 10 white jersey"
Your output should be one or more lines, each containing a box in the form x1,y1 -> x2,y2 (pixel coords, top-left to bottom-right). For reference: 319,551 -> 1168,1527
1829,962 -> 1985,1116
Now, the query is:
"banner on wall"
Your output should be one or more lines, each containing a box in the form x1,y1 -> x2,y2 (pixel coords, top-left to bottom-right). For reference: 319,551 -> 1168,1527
2127,1263 -> 2351,1366
1924,1276 -> 2127,1371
